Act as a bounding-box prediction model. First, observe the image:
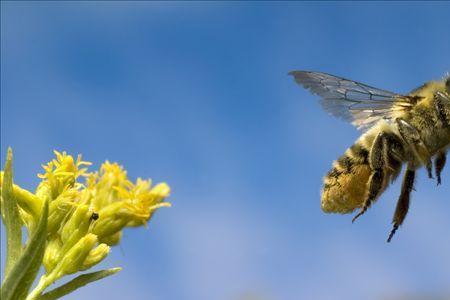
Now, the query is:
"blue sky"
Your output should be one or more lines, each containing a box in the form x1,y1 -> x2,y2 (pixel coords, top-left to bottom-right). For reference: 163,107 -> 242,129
1,2 -> 450,300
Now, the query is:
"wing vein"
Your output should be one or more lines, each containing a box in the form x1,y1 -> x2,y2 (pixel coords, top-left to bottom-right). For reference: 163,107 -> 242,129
290,71 -> 414,131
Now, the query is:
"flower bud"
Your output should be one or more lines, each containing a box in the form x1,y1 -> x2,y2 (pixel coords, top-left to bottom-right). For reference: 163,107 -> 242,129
47,191 -> 77,235
53,234 -> 98,280
98,231 -> 122,246
80,243 -> 110,271
91,200 -> 132,235
60,204 -> 92,253
150,182 -> 171,202
43,237 -> 63,272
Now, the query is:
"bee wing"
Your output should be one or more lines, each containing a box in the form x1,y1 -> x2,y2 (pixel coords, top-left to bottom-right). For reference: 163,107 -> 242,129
289,71 -> 416,130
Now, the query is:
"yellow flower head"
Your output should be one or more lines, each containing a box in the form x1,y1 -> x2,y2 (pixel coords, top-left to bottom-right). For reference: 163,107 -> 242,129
85,162 -> 171,244
11,150 -> 171,275
37,151 -> 91,200
2,149 -> 170,300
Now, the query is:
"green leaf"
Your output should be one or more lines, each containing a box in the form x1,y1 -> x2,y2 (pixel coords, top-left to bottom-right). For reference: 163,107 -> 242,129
12,227 -> 48,300
38,268 -> 121,300
1,199 -> 49,300
1,147 -> 23,277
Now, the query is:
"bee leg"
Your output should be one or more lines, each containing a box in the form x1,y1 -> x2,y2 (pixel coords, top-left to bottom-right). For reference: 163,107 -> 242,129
352,132 -> 387,223
435,151 -> 447,185
426,163 -> 434,180
396,118 -> 433,178
435,92 -> 450,127
387,165 -> 415,243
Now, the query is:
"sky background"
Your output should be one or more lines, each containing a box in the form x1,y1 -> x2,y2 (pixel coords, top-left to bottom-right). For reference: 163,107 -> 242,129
1,2 -> 450,300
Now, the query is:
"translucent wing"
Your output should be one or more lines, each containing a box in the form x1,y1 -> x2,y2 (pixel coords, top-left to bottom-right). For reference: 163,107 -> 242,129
289,71 -> 417,130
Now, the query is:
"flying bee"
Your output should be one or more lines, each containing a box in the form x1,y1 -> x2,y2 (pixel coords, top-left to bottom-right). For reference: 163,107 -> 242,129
290,71 -> 450,242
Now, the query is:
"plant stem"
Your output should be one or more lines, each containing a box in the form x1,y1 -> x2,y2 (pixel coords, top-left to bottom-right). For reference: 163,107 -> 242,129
26,275 -> 52,300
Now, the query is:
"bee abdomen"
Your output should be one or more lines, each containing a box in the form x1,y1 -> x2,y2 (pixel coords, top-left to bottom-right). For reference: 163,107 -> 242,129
321,143 -> 372,213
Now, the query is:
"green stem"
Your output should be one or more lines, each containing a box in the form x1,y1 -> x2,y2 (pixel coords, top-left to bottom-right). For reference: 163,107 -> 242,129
26,275 -> 52,300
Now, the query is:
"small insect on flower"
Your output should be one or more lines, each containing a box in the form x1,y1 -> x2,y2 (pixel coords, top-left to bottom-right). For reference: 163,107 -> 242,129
91,212 -> 99,221
290,71 -> 450,242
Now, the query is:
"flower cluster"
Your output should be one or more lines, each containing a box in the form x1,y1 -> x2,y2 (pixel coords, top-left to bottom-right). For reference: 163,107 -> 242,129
0,150 -> 170,300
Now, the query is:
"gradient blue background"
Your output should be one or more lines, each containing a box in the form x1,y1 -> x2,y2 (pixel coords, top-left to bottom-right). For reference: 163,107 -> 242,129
2,2 -> 450,300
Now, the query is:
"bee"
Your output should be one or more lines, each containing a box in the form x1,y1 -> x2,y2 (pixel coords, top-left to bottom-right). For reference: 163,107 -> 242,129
290,71 -> 450,242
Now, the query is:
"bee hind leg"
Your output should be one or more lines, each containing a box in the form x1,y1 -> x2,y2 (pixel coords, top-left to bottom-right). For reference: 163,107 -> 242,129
435,91 -> 450,127
387,165 -> 415,243
396,118 -> 433,179
435,151 -> 447,185
352,132 -> 388,223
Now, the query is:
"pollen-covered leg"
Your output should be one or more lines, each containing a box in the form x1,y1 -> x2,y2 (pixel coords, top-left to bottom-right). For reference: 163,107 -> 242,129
435,151 -> 447,185
387,166 -> 415,243
352,132 -> 387,223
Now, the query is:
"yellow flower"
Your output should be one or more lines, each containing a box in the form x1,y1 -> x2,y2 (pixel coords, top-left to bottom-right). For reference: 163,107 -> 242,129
80,161 -> 171,244
42,151 -> 170,271
2,149 -> 171,299
37,151 -> 91,200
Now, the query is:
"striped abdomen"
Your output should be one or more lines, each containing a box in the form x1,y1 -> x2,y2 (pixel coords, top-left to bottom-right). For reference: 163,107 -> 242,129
321,126 -> 404,214
321,143 -> 373,213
